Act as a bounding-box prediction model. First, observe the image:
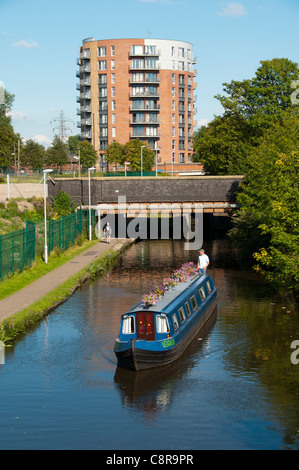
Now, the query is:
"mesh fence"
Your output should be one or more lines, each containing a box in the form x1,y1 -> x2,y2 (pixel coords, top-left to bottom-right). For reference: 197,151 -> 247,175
0,221 -> 36,281
48,210 -> 83,253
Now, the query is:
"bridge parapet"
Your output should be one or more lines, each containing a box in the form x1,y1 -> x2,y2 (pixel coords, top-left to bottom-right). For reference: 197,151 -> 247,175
48,175 -> 243,213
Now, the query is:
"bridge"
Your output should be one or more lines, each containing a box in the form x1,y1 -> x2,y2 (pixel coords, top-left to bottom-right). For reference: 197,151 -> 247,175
48,175 -> 243,215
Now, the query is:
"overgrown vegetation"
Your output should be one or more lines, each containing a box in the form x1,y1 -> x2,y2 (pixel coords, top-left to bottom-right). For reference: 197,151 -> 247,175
193,58 -> 299,300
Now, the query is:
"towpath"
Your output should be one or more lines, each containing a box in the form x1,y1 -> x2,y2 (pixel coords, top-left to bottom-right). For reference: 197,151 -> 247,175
0,239 -> 132,322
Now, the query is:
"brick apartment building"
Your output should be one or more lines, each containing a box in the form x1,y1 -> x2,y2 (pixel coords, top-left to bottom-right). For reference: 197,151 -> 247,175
77,37 -> 198,169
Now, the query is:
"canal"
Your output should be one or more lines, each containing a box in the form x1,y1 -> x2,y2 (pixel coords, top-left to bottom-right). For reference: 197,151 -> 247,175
0,238 -> 298,450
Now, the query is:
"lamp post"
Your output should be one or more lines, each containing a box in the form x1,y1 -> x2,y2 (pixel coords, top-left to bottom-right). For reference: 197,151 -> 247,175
77,147 -> 81,177
141,145 -> 146,177
124,162 -> 129,177
88,167 -> 96,241
43,169 -> 53,264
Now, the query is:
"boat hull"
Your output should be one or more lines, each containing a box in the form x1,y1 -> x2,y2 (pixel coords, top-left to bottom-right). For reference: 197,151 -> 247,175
115,299 -> 217,371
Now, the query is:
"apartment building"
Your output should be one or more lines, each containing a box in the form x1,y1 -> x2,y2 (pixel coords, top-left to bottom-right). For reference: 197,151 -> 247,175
77,38 -> 197,166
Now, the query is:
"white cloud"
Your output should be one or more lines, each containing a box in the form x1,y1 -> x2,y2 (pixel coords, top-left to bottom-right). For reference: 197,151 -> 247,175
11,39 -> 39,48
197,119 -> 209,128
217,2 -> 248,18
9,110 -> 32,121
32,134 -> 52,147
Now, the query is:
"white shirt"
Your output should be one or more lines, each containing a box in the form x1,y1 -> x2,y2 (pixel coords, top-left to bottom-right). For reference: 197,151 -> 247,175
198,254 -> 209,269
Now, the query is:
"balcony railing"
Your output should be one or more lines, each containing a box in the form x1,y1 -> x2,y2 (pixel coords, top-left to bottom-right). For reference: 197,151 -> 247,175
130,130 -> 160,138
129,63 -> 161,71
129,77 -> 160,84
130,91 -> 160,98
130,104 -> 160,112
130,117 -> 160,125
129,48 -> 161,57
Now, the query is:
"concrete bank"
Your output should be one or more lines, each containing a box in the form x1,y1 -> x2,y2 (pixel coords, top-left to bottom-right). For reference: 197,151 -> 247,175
0,238 -> 134,325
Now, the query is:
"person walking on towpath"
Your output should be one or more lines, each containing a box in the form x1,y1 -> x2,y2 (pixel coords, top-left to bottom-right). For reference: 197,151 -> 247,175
103,222 -> 111,243
197,248 -> 210,274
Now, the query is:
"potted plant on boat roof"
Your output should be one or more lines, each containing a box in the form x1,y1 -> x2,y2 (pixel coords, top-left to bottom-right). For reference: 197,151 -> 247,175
141,291 -> 159,307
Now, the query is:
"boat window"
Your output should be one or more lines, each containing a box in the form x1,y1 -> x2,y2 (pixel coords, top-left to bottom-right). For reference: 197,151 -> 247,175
156,314 -> 170,333
199,287 -> 206,301
206,281 -> 212,293
122,315 -> 135,334
178,307 -> 186,323
190,295 -> 198,311
185,301 -> 191,316
172,313 -> 179,331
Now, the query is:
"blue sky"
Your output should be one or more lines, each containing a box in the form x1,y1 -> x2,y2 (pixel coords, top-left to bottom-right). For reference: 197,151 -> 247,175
0,0 -> 298,147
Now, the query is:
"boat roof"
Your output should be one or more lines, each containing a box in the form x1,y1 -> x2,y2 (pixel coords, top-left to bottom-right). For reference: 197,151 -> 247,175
129,272 -> 210,315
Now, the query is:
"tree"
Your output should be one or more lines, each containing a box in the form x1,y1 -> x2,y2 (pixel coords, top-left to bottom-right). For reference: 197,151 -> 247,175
105,141 -> 125,167
123,140 -> 155,171
0,89 -> 15,127
52,191 -> 76,216
229,111 -> 299,298
46,135 -> 69,170
78,140 -> 97,168
0,124 -> 17,167
21,139 -> 45,169
68,135 -> 81,154
193,58 -> 299,174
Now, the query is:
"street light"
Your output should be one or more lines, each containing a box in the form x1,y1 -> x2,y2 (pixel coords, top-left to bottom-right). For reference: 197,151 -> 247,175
88,167 -> 96,241
43,169 -> 53,264
77,147 -> 81,177
73,154 -> 80,177
141,145 -> 146,177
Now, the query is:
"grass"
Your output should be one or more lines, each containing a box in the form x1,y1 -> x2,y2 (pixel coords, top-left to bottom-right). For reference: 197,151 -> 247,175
0,238 -> 99,301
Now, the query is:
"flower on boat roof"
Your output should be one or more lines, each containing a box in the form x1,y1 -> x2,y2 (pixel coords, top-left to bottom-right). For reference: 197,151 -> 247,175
140,263 -> 198,305
142,291 -> 159,306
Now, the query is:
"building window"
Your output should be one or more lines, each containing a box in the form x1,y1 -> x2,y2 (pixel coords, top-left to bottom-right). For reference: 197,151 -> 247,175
112,114 -> 116,124
111,59 -> 115,70
111,45 -> 115,56
112,127 -> 116,138
179,153 -> 185,163
111,73 -> 115,84
98,46 -> 106,57
172,140 -> 175,150
172,73 -> 175,84
100,114 -> 108,124
172,127 -> 175,137
132,45 -> 143,55
98,60 -> 107,70
112,100 -> 116,110
100,141 -> 108,150
172,114 -> 175,124
172,100 -> 175,111
99,74 -> 107,85
99,87 -> 107,98
111,87 -> 116,97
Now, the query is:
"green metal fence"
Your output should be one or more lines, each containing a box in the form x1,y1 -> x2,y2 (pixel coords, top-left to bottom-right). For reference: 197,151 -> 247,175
0,221 -> 36,281
48,210 -> 83,253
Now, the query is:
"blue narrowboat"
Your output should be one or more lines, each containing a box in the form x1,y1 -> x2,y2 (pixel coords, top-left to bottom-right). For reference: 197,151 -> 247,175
114,269 -> 217,371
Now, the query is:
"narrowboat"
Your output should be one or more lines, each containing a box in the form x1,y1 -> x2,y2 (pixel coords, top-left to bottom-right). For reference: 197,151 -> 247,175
114,265 -> 217,371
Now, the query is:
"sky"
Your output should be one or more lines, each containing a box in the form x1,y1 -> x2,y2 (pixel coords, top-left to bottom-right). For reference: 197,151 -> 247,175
0,0 -> 298,147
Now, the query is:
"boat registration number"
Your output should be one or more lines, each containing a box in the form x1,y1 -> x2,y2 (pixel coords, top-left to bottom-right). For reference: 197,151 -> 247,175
162,338 -> 175,348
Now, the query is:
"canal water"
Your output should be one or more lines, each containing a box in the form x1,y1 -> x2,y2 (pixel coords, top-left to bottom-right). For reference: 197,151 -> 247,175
0,238 -> 299,450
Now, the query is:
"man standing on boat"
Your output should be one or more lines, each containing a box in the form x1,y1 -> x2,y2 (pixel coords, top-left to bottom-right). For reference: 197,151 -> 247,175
197,249 -> 210,274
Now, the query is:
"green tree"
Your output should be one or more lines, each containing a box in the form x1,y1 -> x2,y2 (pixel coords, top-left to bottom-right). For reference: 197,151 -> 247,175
193,58 -> 299,175
52,190 -> 76,216
123,140 -> 155,171
46,135 -> 69,170
0,124 -> 17,167
68,135 -> 81,154
0,89 -> 15,126
105,141 -> 125,167
21,139 -> 45,169
79,140 -> 97,168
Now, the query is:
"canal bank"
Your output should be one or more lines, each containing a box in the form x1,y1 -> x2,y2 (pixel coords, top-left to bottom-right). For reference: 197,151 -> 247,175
0,238 -> 135,343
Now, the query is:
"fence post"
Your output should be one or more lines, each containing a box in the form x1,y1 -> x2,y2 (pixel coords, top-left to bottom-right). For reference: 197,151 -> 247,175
0,234 -> 2,281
